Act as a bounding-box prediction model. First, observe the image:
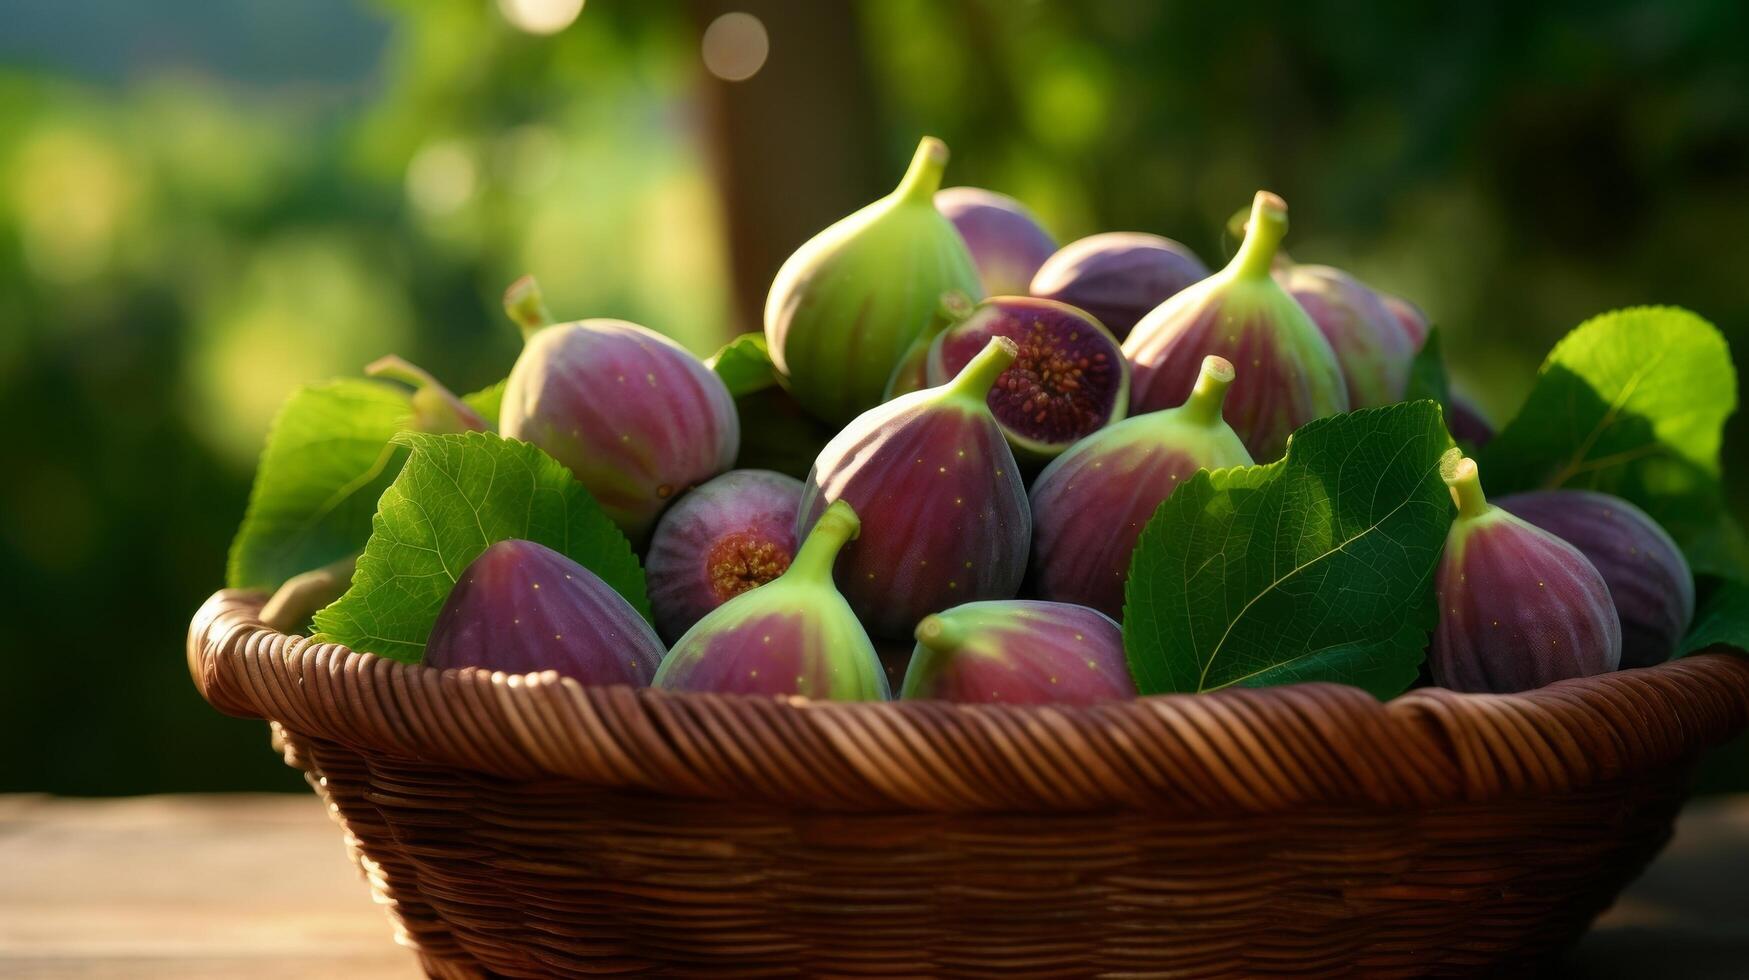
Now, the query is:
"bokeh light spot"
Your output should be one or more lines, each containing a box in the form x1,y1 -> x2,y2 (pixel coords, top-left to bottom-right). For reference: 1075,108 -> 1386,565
702,13 -> 769,83
406,140 -> 477,217
498,0 -> 584,35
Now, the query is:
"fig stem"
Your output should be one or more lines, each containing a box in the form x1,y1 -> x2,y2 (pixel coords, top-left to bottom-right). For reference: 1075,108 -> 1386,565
914,614 -> 967,655
1182,355 -> 1237,426
1441,449 -> 1491,519
503,275 -> 554,342
1230,191 -> 1290,281
260,553 -> 359,634
790,500 -> 861,582
894,136 -> 950,206
365,355 -> 487,433
945,335 -> 1020,402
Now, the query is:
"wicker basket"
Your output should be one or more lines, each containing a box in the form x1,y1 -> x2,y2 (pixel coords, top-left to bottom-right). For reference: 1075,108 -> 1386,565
188,589 -> 1749,978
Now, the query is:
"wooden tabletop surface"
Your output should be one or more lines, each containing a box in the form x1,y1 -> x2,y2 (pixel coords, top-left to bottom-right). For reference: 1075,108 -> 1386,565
1,793 -> 1745,978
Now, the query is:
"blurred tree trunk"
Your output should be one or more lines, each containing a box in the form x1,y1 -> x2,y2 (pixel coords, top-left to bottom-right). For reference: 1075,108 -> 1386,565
687,0 -> 884,336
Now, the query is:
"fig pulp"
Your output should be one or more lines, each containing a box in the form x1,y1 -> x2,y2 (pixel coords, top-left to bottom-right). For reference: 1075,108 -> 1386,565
1275,261 -> 1416,408
765,137 -> 984,425
935,186 -> 1058,296
924,296 -> 1129,460
799,337 -> 1031,638
645,469 -> 804,644
499,276 -> 739,542
426,539 -> 664,685
901,600 -> 1135,704
1029,232 -> 1209,341
653,500 -> 889,700
1431,452 -> 1621,693
1028,355 -> 1254,618
1497,489 -> 1693,668
1124,192 -> 1348,461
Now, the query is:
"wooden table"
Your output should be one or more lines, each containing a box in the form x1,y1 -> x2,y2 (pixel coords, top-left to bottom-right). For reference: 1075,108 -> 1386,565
2,794 -> 1745,978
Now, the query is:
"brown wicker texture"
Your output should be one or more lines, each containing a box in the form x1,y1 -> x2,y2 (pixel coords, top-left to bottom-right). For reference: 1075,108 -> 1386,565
189,589 -> 1749,978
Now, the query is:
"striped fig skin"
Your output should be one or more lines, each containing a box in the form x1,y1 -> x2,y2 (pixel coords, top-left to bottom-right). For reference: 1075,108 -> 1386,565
1497,489 -> 1693,669
902,600 -> 1135,704
936,186 -> 1058,296
654,501 -> 888,700
502,319 -> 739,542
925,297 -> 1129,460
1432,456 -> 1621,693
1380,293 -> 1431,348
426,539 -> 663,686
799,339 -> 1031,639
646,470 -> 804,644
1124,192 -> 1347,461
1029,232 -> 1209,341
1029,356 -> 1253,618
1276,263 -> 1415,408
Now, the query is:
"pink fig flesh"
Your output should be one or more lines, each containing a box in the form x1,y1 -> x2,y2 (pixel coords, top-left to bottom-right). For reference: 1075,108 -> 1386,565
426,539 -> 663,686
935,186 -> 1058,296
645,469 -> 803,644
902,600 -> 1134,704
1029,232 -> 1208,341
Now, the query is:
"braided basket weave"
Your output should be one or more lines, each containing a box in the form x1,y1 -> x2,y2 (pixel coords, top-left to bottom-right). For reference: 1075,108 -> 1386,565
189,589 -> 1749,978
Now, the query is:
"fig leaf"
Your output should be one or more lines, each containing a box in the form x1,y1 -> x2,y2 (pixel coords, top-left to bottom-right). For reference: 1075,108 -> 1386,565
1682,575 -> 1749,658
706,332 -> 779,397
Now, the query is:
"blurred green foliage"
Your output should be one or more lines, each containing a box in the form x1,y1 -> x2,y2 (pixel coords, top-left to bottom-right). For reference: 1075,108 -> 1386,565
0,0 -> 1745,793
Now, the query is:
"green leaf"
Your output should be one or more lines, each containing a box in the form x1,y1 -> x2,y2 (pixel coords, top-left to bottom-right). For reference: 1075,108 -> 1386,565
1124,401 -> 1454,698
462,379 -> 507,428
1682,576 -> 1749,657
707,332 -> 779,397
225,380 -> 412,591
311,431 -> 648,663
1404,326 -> 1451,408
1476,307 -> 1741,577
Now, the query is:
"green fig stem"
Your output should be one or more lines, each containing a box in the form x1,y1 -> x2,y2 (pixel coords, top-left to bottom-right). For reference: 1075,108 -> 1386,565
260,553 -> 358,634
894,136 -> 950,206
1441,449 -> 1491,520
1182,355 -> 1237,426
946,335 -> 1019,402
503,275 -> 554,342
365,355 -> 487,433
1229,191 -> 1290,281
914,614 -> 967,655
790,500 -> 861,582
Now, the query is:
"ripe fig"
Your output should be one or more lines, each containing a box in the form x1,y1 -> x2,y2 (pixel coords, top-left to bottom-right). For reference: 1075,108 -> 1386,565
1274,261 -> 1416,408
765,137 -> 984,425
645,469 -> 803,644
882,290 -> 976,401
499,276 -> 739,542
426,539 -> 664,686
1431,452 -> 1621,693
1446,391 -> 1496,447
924,296 -> 1129,461
1028,355 -> 1253,618
1124,192 -> 1348,461
1029,232 -> 1209,341
1380,293 -> 1430,349
1496,489 -> 1694,669
935,186 -> 1058,296
799,337 -> 1031,638
653,500 -> 889,700
901,600 -> 1135,704
365,355 -> 489,433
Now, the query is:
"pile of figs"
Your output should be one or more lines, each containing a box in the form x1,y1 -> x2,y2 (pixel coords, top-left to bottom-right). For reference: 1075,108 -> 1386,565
390,137 -> 1698,703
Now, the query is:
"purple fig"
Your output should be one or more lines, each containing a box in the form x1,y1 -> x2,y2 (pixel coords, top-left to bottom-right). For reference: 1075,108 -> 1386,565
924,296 -> 1129,461
365,355 -> 489,433
645,469 -> 804,643
799,337 -> 1031,638
1496,489 -> 1693,669
1431,452 -> 1621,693
1029,355 -> 1254,618
1275,261 -> 1416,408
426,539 -> 664,685
765,137 -> 984,425
653,500 -> 888,700
935,186 -> 1058,296
1029,232 -> 1209,341
1124,192 -> 1348,461
1447,391 -> 1495,447
882,290 -> 976,400
901,600 -> 1135,704
1380,293 -> 1430,349
500,276 -> 739,542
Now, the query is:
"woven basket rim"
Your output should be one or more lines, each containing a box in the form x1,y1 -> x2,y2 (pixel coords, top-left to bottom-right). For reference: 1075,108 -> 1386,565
189,589 -> 1749,814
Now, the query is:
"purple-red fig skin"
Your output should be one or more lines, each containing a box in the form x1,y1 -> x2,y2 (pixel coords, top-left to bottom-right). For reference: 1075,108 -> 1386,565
1447,393 -> 1495,447
1380,293 -> 1431,349
1432,514 -> 1622,693
903,601 -> 1134,705
645,470 -> 803,644
426,539 -> 663,686
1497,489 -> 1694,669
654,613 -> 831,696
935,187 -> 1057,296
1278,264 -> 1416,408
1029,232 -> 1209,341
